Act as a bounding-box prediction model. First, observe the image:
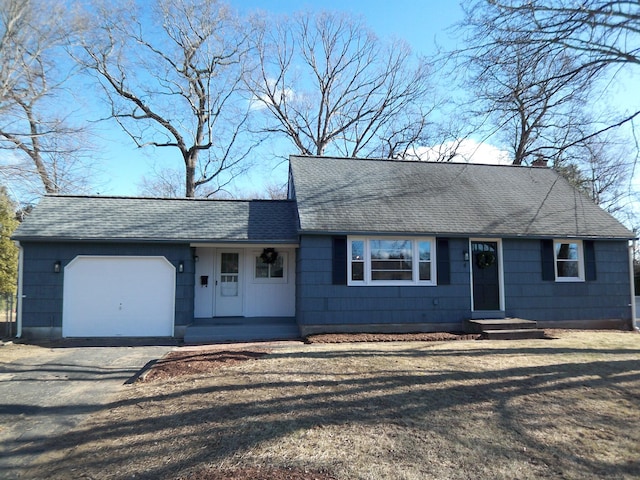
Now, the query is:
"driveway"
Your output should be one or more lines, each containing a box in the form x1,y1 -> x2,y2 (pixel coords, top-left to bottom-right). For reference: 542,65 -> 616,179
0,341 -> 175,479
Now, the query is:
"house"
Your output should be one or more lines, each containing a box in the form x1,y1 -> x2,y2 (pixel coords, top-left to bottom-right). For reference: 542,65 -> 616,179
12,155 -> 636,341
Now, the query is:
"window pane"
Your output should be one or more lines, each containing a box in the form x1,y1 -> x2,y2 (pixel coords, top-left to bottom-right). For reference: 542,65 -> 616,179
372,270 -> 413,281
270,256 -> 284,278
555,242 -> 578,260
351,240 -> 364,261
255,263 -> 269,278
557,260 -> 579,277
419,262 -> 431,281
419,242 -> 431,261
352,262 -> 364,281
370,240 -> 412,261
221,253 -> 239,274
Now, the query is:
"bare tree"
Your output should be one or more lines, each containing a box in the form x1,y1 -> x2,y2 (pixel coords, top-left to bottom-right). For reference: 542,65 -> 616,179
77,0 -> 256,197
246,10 -> 437,158
453,0 -> 636,219
460,1 -> 640,145
456,4 -> 599,166
0,0 -> 93,199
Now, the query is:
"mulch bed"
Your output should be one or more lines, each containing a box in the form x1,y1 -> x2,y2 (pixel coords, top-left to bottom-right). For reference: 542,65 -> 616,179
141,349 -> 270,381
305,332 -> 481,343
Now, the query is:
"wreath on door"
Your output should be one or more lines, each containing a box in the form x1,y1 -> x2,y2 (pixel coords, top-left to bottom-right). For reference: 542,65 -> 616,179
260,248 -> 279,265
476,251 -> 496,269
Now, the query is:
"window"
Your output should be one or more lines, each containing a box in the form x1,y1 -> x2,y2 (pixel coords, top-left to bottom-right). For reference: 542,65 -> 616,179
554,240 -> 584,281
254,252 -> 286,282
348,237 -> 436,286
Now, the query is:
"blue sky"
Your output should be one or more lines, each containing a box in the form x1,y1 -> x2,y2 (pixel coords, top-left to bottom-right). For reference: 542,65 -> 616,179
94,0 -> 467,197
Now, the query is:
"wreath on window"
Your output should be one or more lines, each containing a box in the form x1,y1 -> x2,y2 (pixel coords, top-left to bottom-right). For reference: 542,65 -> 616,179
260,248 -> 279,265
476,251 -> 496,269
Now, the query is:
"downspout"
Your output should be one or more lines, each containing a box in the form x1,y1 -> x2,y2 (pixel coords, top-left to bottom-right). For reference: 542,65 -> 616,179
629,240 -> 637,331
15,241 -> 23,338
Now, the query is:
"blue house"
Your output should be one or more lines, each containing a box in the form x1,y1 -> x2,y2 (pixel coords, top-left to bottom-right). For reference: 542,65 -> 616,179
12,156 -> 636,341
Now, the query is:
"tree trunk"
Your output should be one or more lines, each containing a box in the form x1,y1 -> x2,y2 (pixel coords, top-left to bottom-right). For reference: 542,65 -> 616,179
185,162 -> 196,197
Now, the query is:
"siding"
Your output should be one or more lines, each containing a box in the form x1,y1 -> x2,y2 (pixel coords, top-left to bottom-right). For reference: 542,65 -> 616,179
20,242 -> 194,333
296,235 -> 471,332
503,239 -> 631,323
296,235 -> 633,334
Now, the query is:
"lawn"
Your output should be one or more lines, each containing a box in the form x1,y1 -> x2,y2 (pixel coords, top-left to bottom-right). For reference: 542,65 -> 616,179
26,330 -> 640,480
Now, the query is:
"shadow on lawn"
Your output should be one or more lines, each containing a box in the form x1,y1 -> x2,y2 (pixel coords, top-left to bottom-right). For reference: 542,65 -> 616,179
13,348 -> 640,480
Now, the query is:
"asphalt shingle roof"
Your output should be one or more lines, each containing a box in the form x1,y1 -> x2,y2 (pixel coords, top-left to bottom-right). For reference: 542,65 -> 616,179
13,196 -> 299,243
289,155 -> 634,240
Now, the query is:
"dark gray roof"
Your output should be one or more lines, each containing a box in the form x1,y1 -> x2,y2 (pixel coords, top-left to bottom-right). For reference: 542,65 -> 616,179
289,155 -> 634,240
13,196 -> 299,243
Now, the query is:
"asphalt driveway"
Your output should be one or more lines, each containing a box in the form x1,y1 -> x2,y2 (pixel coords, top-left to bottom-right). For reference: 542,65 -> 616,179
0,341 -> 175,479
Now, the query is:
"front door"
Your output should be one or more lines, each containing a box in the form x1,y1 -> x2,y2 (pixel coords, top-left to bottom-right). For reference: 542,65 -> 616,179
471,241 -> 501,311
215,251 -> 243,316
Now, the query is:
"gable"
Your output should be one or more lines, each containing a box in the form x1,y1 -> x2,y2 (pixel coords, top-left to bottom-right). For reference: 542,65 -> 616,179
289,155 -> 634,240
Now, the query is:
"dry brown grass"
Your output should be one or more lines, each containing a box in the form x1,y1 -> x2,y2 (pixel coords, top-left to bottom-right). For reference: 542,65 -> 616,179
25,330 -> 640,480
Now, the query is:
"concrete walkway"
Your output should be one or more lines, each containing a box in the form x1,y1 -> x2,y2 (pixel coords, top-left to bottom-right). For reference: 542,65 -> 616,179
0,342 -> 175,479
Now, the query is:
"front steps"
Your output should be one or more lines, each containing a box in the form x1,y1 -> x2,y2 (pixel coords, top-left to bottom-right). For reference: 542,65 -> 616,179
467,318 -> 546,340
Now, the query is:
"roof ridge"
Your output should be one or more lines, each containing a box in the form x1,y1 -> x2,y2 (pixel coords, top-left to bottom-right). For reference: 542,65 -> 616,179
44,194 -> 294,203
289,155 -> 551,170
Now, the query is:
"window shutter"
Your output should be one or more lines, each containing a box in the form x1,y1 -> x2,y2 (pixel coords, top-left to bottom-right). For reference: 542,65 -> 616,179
584,240 -> 597,281
332,236 -> 347,285
541,239 -> 555,281
437,238 -> 450,285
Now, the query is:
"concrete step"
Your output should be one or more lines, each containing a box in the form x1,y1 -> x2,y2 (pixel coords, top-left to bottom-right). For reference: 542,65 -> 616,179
482,328 -> 546,340
184,324 -> 301,344
467,318 -> 538,332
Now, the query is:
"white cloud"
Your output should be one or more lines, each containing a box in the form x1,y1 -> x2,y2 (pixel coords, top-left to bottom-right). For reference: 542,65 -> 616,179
408,139 -> 512,165
249,78 -> 296,111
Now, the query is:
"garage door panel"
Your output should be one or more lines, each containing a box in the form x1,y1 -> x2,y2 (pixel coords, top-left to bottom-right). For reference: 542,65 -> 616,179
63,256 -> 175,337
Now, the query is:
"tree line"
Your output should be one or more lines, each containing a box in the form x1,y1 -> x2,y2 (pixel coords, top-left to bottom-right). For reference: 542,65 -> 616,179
0,0 -> 638,223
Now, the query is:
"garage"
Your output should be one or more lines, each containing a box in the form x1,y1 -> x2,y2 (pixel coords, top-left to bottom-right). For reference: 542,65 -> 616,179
62,256 -> 175,337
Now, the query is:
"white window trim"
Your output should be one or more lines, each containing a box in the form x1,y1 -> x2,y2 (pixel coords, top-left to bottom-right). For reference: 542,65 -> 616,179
347,237 -> 437,286
553,239 -> 585,282
252,251 -> 288,284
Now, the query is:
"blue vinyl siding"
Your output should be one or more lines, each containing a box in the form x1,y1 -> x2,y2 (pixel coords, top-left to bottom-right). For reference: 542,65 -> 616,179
503,239 -> 631,322
296,235 -> 632,333
296,235 -> 471,330
20,242 -> 194,331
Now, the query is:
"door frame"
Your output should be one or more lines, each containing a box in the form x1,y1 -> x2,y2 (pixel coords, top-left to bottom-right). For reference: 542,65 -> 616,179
469,238 -> 505,313
214,249 -> 244,317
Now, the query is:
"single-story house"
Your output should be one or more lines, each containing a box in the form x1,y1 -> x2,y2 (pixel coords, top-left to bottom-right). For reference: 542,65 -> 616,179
12,155 -> 636,340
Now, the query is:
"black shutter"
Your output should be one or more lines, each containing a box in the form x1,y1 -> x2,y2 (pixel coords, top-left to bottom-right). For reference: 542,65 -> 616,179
584,240 -> 597,281
332,236 -> 347,285
437,238 -> 450,285
541,239 -> 555,281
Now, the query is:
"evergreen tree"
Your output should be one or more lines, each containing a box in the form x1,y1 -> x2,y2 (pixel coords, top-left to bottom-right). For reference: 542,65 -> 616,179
0,188 -> 18,294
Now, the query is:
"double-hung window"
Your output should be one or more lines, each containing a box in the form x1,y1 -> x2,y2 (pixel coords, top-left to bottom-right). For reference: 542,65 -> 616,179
554,240 -> 584,282
348,237 -> 436,286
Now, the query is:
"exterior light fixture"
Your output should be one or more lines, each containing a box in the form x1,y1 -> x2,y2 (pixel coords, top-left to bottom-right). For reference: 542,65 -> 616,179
178,261 -> 184,273
463,251 -> 469,262
54,261 -> 61,273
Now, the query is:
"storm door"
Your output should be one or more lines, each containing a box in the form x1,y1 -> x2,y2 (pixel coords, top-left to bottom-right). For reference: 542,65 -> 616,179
471,241 -> 501,311
215,251 -> 243,316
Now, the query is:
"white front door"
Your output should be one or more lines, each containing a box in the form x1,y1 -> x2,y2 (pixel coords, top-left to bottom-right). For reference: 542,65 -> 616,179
215,251 -> 243,316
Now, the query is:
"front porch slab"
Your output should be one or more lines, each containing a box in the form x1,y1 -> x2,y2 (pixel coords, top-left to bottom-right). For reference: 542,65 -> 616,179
184,317 -> 300,344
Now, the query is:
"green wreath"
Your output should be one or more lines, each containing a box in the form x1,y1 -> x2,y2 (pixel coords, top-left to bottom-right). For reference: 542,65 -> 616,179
476,251 -> 496,269
260,247 -> 279,265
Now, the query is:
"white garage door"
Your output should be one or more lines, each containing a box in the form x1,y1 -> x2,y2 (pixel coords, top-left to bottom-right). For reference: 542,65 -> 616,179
63,256 -> 175,337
